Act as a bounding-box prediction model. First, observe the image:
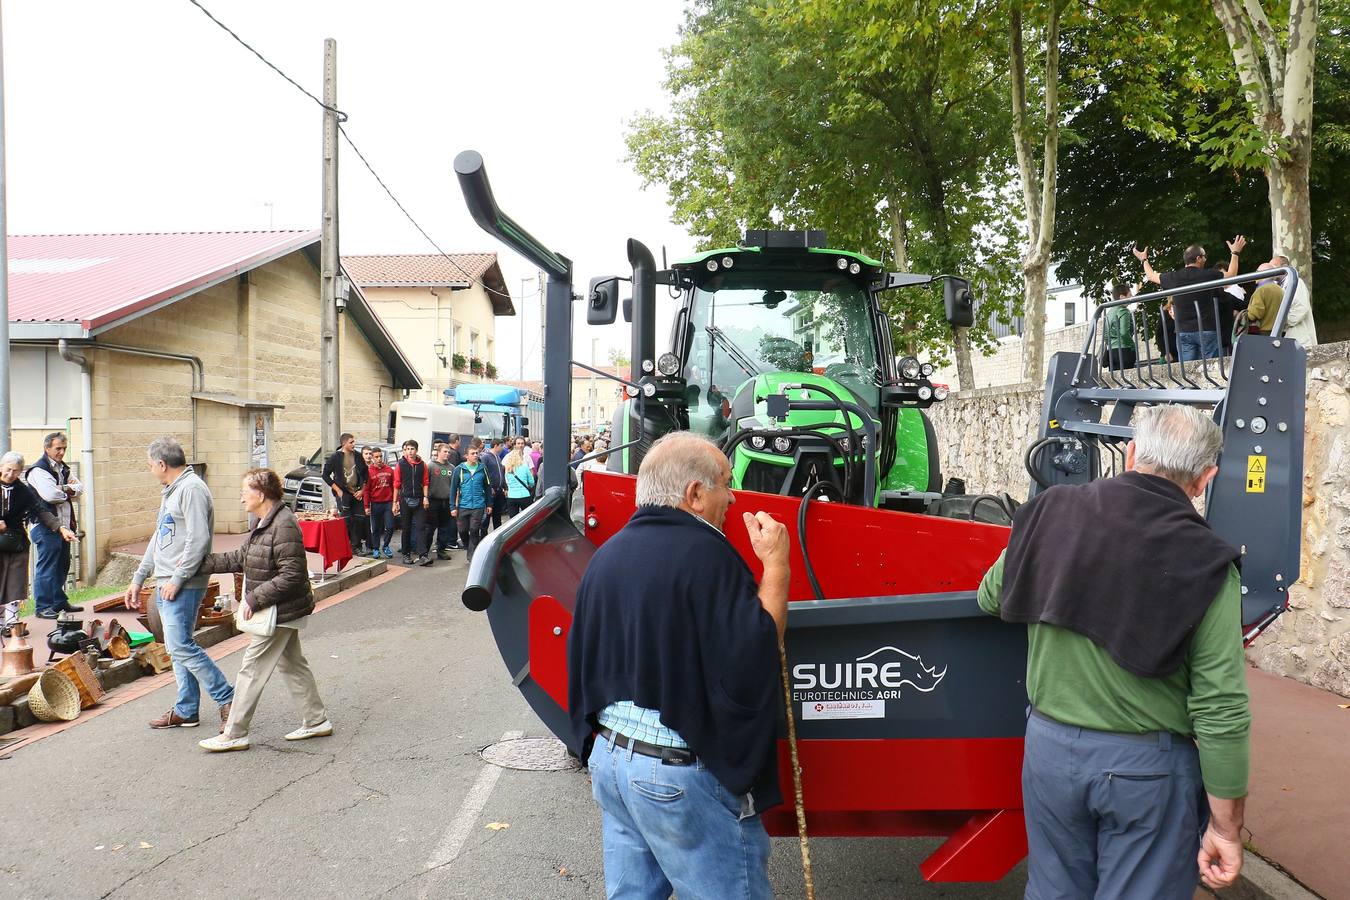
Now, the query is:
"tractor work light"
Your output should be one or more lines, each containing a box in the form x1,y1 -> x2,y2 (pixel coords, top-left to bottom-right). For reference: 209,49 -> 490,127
920,362 -> 935,377
836,257 -> 849,270
706,259 -> 719,272
773,436 -> 793,454
837,436 -> 851,452
933,385 -> 950,401
918,385 -> 933,401
721,256 -> 735,269
848,261 -> 862,275
656,352 -> 681,377
750,435 -> 768,451
899,356 -> 921,379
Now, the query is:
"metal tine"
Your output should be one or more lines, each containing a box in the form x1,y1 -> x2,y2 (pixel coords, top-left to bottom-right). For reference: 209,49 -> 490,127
1115,308 -> 1137,388
1124,307 -> 1149,388
1164,308 -> 1199,389
1137,304 -> 1164,389
1192,298 -> 1222,388
1096,312 -> 1118,388
1214,294 -> 1230,382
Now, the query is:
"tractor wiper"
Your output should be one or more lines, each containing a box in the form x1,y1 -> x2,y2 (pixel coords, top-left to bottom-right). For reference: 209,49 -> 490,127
705,326 -> 761,379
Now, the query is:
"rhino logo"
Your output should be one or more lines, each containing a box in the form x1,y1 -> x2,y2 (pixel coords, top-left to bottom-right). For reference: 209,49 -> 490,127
854,646 -> 947,693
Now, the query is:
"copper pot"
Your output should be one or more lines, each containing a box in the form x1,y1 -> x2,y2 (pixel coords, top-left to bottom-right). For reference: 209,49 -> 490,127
1,622 -> 37,678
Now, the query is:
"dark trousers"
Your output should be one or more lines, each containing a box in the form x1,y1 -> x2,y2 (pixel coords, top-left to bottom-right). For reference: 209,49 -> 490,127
368,501 -> 394,551
505,496 -> 532,517
336,493 -> 366,551
1022,709 -> 1206,900
481,489 -> 506,537
31,523 -> 71,613
457,508 -> 485,562
398,500 -> 426,558
1100,347 -> 1137,372
429,498 -> 456,551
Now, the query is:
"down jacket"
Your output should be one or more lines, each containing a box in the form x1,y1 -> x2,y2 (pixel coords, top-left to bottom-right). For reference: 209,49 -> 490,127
198,504 -> 314,623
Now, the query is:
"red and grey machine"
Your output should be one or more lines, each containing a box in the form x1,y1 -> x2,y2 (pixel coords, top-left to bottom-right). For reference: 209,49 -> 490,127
451,150 -> 1306,881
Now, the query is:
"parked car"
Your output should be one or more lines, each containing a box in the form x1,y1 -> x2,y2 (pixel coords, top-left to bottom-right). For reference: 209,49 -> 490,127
281,442 -> 399,513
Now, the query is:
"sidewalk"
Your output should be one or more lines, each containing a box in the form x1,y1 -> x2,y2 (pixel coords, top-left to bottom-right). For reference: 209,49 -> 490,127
1244,667 -> 1350,899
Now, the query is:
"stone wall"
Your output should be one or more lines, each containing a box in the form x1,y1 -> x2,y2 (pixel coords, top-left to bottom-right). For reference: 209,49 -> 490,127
931,323 -> 1093,392
927,341 -> 1350,697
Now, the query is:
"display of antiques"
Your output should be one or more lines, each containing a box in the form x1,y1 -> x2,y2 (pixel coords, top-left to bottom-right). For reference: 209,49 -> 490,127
27,668 -> 81,722
296,509 -> 341,521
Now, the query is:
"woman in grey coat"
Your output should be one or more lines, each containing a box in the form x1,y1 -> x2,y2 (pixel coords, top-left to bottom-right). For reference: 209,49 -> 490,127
196,468 -> 332,752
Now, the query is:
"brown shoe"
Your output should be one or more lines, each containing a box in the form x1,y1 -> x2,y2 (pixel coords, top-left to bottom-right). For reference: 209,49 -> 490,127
219,702 -> 232,734
149,709 -> 200,729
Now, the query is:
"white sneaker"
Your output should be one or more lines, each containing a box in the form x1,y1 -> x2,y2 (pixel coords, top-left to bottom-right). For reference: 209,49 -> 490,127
199,734 -> 250,752
284,720 -> 334,741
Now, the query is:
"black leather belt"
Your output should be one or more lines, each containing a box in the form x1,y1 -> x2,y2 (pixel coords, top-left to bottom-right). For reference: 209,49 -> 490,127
598,727 -> 696,766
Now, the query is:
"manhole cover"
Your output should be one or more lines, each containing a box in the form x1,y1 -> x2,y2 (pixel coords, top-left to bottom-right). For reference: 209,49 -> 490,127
480,737 -> 580,772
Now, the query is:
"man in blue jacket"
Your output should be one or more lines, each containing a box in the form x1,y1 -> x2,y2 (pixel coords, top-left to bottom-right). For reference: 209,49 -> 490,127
568,431 -> 789,899
449,445 -> 490,562
475,437 -> 507,538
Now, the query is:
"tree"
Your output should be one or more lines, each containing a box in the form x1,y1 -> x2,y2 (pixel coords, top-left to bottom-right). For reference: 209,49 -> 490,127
626,0 -> 1021,385
1209,0 -> 1320,289
1009,0 -> 1065,382
606,347 -> 631,372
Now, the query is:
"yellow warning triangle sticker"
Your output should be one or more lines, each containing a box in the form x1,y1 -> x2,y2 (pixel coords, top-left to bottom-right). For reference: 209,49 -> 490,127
1248,457 -> 1266,473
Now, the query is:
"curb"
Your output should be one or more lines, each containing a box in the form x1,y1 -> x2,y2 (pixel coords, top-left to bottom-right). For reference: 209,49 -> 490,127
1196,851 -> 1323,900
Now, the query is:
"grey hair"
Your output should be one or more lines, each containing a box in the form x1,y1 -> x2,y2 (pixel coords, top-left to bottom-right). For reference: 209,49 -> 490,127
43,431 -> 67,449
1132,404 -> 1223,485
147,435 -> 187,468
635,432 -> 724,508
0,451 -> 24,470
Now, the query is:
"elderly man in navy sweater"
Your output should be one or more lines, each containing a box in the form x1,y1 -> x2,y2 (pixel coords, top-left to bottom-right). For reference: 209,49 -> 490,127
568,431 -> 789,900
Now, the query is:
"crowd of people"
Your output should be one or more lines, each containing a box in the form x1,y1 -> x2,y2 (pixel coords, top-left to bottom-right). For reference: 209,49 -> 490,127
1102,239 -> 1318,371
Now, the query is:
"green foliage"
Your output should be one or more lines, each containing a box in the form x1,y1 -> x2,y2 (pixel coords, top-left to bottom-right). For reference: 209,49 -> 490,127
626,0 -> 1022,361
452,352 -> 467,372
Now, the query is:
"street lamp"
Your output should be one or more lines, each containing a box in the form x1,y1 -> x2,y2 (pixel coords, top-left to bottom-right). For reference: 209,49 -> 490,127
434,338 -> 447,367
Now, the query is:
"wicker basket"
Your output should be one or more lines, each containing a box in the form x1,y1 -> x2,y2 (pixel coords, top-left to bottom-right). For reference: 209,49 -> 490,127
53,653 -> 105,709
28,669 -> 81,722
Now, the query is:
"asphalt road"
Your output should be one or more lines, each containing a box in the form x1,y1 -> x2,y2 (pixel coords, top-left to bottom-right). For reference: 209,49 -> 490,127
0,560 -> 1027,899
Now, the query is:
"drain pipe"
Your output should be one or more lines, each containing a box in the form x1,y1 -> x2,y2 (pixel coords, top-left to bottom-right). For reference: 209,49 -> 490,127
58,340 -> 97,579
89,342 -> 205,456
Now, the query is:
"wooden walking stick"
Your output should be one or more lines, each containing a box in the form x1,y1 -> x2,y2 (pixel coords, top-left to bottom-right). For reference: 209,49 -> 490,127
779,639 -> 816,900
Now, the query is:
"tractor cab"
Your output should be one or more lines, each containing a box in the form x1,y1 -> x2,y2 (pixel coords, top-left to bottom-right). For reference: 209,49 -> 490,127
595,229 -> 975,510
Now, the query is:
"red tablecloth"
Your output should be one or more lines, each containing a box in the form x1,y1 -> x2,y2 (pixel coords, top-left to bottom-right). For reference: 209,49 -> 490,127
298,517 -> 352,572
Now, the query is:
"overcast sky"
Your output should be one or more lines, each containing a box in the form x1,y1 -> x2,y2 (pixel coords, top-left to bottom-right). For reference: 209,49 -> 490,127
3,0 -> 695,380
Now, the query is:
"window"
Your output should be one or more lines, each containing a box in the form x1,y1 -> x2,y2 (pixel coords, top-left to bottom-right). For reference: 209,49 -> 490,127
470,329 -> 480,360
1064,301 -> 1077,326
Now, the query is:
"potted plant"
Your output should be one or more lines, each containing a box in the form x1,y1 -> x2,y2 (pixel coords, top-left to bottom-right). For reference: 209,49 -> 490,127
452,353 -> 467,372
469,357 -> 484,375
485,362 -> 498,379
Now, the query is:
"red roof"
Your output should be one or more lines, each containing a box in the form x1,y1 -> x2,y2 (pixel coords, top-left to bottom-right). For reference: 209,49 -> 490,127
7,230 -> 320,331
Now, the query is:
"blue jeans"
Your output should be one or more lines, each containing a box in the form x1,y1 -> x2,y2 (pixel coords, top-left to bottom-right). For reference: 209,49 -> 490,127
158,586 -> 234,720
1022,711 -> 1207,900
1177,330 -> 1221,362
588,732 -> 772,900
368,501 -> 394,552
31,523 -> 71,613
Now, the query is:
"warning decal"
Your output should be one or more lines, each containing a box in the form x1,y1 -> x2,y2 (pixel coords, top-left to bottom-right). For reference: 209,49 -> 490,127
1247,455 -> 1267,493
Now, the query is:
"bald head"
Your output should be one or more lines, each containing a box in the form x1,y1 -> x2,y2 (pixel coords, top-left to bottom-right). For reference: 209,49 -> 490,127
635,432 -> 736,530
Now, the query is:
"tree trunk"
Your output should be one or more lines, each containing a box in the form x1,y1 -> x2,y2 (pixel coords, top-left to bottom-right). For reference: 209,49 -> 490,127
952,327 -> 976,391
1020,264 -> 1049,386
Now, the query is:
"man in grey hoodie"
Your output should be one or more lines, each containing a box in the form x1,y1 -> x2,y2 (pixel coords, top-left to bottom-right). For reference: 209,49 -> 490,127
125,436 -> 235,730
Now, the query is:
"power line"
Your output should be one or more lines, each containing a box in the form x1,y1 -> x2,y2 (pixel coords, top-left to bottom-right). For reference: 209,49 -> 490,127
184,0 -> 519,305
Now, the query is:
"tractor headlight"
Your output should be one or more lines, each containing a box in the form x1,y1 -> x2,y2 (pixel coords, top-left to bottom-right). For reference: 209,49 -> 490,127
848,261 -> 861,275
899,356 -> 921,379
918,385 -> 933,401
773,436 -> 793,454
933,385 -> 949,401
837,436 -> 851,452
836,257 -> 849,270
920,362 -> 935,377
749,435 -> 767,451
656,352 -> 681,377
721,256 -> 735,269
706,258 -> 719,272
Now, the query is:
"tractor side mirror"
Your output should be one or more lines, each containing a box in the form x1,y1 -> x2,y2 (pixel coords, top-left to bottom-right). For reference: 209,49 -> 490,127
587,276 -> 620,326
944,277 -> 975,328
622,296 -> 633,324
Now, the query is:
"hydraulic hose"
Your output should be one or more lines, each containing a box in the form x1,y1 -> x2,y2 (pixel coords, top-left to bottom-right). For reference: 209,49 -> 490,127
969,493 -> 1014,524
797,480 -> 839,602
786,382 -> 864,497
1024,436 -> 1058,490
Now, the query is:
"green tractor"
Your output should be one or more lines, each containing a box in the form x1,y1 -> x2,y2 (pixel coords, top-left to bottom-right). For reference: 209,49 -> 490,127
588,229 -> 1004,519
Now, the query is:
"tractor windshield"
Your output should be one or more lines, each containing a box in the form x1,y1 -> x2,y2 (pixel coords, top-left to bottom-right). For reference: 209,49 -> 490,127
684,280 -> 879,438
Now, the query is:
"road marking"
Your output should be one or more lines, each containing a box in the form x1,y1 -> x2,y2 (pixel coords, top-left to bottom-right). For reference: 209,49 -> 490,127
424,729 -> 523,870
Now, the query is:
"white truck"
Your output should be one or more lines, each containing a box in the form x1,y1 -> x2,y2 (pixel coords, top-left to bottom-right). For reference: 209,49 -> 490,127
386,401 -> 477,454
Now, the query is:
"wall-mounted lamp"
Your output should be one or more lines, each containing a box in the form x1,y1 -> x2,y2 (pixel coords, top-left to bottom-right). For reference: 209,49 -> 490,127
434,338 -> 447,367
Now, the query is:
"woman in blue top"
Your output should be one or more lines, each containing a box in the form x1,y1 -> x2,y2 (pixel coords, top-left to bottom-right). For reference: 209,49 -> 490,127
503,447 -> 536,518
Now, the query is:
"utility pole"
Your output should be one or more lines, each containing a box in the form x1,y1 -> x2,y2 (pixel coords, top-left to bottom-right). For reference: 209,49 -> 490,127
319,38 -> 341,455
0,2 -> 11,455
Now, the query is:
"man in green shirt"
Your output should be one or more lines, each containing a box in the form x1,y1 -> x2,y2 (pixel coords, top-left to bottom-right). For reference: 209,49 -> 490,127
980,404 -> 1249,897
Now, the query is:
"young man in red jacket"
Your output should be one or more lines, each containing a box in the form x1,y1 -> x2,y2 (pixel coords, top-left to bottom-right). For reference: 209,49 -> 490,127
364,447 -> 396,558
392,440 -> 430,567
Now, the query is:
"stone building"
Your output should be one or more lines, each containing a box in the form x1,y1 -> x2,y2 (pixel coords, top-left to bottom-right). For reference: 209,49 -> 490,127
7,230 -> 420,578
342,254 -> 515,403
